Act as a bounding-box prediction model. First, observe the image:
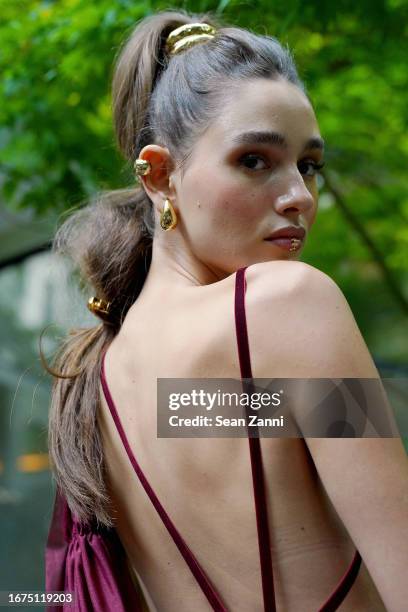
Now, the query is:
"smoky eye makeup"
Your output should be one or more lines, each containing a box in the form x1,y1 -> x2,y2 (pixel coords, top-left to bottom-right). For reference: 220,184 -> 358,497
237,153 -> 270,170
233,146 -> 279,168
297,159 -> 326,177
236,151 -> 325,177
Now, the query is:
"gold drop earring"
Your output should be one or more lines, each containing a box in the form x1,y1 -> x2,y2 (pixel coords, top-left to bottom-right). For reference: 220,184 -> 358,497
133,157 -> 177,230
160,198 -> 178,231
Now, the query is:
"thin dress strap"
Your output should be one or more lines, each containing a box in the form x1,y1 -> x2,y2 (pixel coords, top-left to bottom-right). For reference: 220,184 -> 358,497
235,266 -> 362,612
100,352 -> 228,612
234,266 -> 277,612
318,549 -> 362,611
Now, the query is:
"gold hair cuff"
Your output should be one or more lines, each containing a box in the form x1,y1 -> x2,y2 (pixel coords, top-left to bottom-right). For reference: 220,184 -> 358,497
87,297 -> 111,317
165,23 -> 217,56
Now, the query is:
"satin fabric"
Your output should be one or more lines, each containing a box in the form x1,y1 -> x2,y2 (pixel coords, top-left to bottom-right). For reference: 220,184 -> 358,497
45,487 -> 143,611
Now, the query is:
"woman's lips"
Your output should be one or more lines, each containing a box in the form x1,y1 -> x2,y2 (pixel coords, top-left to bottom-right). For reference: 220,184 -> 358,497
264,237 -> 303,252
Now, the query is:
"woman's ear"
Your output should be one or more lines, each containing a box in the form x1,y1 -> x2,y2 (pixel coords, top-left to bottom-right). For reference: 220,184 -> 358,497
137,144 -> 176,210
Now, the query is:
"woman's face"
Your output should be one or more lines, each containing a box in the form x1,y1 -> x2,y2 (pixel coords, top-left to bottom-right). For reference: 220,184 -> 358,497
170,77 -> 324,275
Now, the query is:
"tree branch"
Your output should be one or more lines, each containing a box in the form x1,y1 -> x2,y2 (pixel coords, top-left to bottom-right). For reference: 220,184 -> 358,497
321,171 -> 408,315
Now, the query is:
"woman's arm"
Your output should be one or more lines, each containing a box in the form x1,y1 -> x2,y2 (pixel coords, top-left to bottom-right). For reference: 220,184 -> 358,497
286,267 -> 408,612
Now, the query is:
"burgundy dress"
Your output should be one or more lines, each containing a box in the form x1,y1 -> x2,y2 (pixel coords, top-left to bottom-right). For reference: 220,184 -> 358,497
45,266 -> 362,611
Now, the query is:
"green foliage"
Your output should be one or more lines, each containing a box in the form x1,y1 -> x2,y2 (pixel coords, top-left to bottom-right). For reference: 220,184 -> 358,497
0,0 -> 150,213
1,0 -> 407,361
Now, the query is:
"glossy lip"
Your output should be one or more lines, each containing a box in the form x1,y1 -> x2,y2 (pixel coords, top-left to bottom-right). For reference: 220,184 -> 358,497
264,226 -> 306,240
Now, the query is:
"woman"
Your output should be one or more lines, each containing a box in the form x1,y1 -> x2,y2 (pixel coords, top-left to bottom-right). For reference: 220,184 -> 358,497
44,9 -> 408,612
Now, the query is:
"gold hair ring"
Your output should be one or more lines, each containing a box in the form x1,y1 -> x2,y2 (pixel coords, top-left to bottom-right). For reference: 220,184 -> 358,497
87,297 -> 111,316
165,23 -> 217,56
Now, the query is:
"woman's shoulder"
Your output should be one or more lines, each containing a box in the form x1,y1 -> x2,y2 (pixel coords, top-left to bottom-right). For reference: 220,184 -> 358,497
243,260 -> 377,379
242,259 -> 341,327
244,259 -> 337,301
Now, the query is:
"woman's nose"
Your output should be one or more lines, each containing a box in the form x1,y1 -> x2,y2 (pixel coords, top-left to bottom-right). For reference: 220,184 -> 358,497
274,172 -> 315,214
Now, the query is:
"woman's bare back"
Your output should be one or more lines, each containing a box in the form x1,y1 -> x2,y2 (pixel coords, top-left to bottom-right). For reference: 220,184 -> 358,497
97,262 -> 385,611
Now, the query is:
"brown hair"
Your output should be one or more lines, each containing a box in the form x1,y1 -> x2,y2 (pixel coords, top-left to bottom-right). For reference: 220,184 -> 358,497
44,8 -> 306,528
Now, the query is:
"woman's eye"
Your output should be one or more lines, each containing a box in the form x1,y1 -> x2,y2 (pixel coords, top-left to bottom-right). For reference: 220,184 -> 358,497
238,154 -> 326,176
298,160 -> 325,177
238,154 -> 269,171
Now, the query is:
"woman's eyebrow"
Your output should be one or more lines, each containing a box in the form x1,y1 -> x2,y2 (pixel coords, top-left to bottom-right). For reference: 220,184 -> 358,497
230,130 -> 325,152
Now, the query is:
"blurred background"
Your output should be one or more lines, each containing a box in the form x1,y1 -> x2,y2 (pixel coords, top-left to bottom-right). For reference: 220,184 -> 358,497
0,0 -> 407,604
